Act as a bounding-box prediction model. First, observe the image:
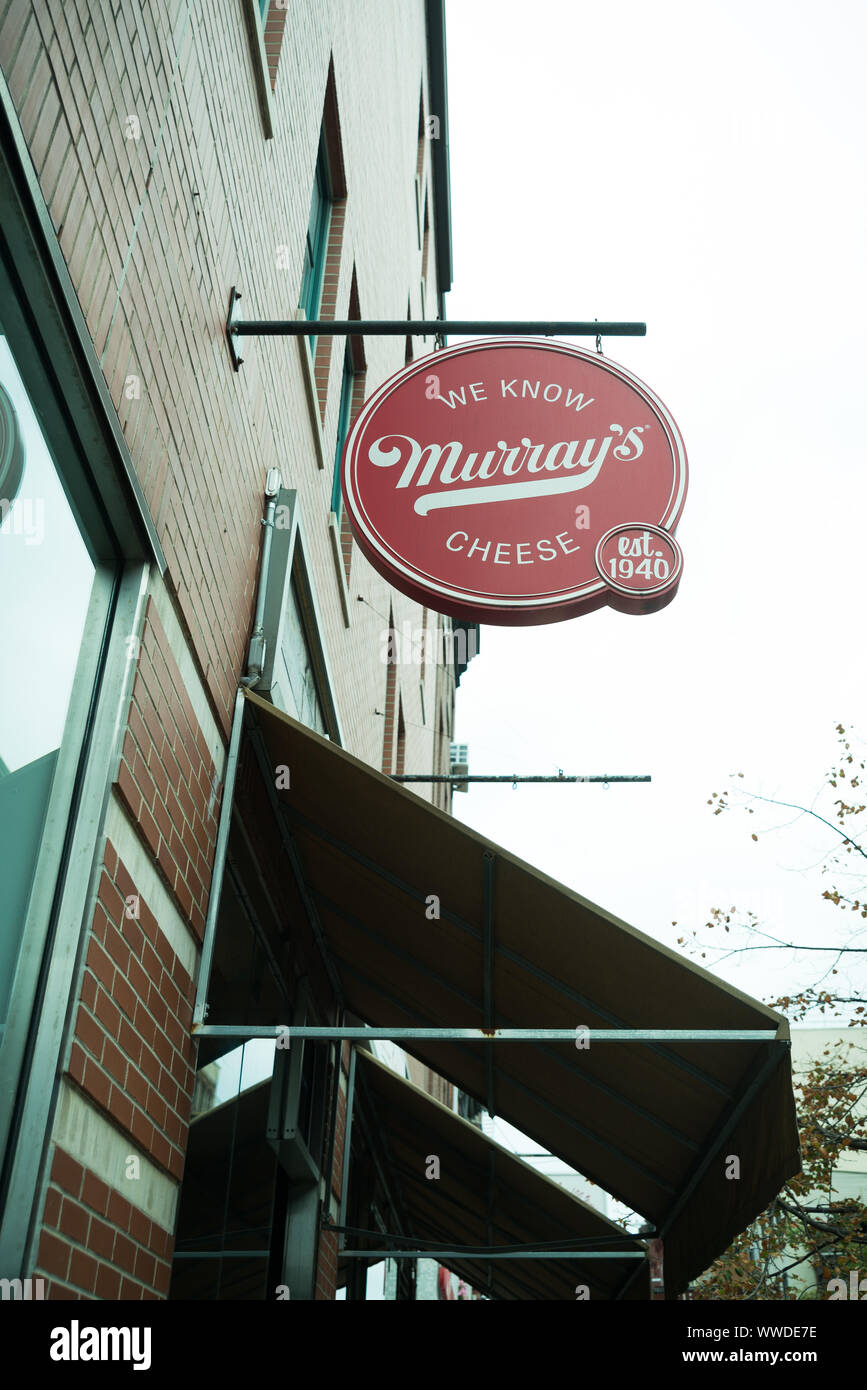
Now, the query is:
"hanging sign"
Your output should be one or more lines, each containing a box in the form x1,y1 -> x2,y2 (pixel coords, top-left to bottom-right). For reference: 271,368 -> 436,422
340,338 -> 688,624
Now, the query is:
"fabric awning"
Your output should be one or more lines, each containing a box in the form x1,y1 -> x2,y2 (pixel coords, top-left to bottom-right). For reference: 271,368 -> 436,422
240,689 -> 800,1297
346,1049 -> 647,1300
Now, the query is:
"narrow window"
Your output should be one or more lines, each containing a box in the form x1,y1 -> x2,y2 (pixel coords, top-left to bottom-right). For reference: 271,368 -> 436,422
299,132 -> 332,359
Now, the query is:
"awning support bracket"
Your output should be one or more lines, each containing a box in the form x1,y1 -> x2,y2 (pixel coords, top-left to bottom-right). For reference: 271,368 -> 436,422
225,286 -> 646,371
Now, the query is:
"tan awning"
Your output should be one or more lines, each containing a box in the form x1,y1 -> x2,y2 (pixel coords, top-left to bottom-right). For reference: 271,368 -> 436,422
241,689 -> 800,1297
347,1049 -> 647,1300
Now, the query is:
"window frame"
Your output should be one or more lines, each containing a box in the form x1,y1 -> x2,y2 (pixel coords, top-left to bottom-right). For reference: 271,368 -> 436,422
241,0 -> 277,140
0,72 -> 160,1276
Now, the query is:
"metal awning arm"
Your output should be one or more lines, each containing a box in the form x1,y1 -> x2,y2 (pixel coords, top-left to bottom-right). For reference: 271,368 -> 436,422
225,286 -> 646,370
192,1024 -> 784,1042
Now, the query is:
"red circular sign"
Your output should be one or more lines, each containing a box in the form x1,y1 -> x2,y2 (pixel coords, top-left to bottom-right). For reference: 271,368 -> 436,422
341,338 -> 688,624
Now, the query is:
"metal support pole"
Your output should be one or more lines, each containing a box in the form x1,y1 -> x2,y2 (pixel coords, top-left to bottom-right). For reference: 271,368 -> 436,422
649,1238 -> 665,1300
225,287 -> 646,370
338,1249 -> 647,1261
392,774 -> 651,784
337,1045 -> 357,1253
482,852 -> 496,1119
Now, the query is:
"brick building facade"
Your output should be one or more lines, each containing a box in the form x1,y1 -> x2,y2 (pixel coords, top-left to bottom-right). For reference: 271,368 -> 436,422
0,0 -> 462,1300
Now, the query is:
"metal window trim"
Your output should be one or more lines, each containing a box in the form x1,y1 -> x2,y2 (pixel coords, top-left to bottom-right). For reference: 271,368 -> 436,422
0,566 -> 112,1158
286,512 -> 344,746
0,563 -> 151,1276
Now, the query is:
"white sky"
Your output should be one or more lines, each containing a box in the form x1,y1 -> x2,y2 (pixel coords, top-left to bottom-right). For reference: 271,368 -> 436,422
445,0 -> 867,1017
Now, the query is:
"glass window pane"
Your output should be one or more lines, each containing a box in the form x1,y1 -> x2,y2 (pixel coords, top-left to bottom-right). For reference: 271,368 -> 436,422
0,328 -> 95,1025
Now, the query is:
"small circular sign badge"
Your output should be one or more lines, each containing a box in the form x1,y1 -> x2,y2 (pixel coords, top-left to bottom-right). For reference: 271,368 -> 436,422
594,524 -> 684,614
341,338 -> 688,624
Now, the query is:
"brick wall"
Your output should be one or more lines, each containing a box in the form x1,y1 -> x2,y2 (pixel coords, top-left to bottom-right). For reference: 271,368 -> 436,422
70,839 -> 196,1185
36,1148 -> 173,1301
116,598 -> 220,941
0,0 -> 446,765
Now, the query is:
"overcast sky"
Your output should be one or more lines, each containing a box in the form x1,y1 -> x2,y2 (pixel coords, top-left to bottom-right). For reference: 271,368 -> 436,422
445,0 -> 867,1017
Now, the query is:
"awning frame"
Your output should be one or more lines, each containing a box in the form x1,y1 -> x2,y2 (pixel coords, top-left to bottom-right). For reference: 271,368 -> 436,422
189,691 -> 798,1298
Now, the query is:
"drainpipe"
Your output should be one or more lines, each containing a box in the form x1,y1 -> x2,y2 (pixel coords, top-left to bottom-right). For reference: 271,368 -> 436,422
240,467 -> 282,687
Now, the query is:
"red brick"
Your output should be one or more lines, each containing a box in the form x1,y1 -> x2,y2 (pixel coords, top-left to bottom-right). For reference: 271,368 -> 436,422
130,1108 -> 154,1153
97,868 -> 126,925
138,801 -> 161,857
46,1279 -> 81,1300
68,1041 -> 87,1087
51,1149 -> 85,1199
118,1017 -> 143,1069
69,1247 -> 99,1295
126,1065 -> 149,1110
108,1086 -> 135,1135
152,1027 -> 173,1070
116,756 -> 141,818
150,1225 -> 173,1263
58,1196 -> 90,1246
127,1205 -> 151,1248
43,1187 -> 62,1229
120,1276 -> 145,1300
156,836 -> 177,890
114,974 -> 138,1024
75,1006 -> 104,1061
82,1057 -> 112,1112
134,1246 -> 157,1287
132,750 -> 157,813
151,1130 -> 172,1172
91,902 -> 111,944
104,922 -> 132,975
148,988 -> 168,1033
102,1036 -> 128,1087
138,1041 -> 161,1088
93,986 -> 121,1038
107,1189 -> 131,1233
121,913 -> 145,957
81,1171 -> 110,1218
88,1216 -> 116,1261
94,1263 -> 122,1299
86,938 -> 115,993
128,957 -> 152,1005
113,1230 -> 138,1276
38,1230 -> 71,1281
